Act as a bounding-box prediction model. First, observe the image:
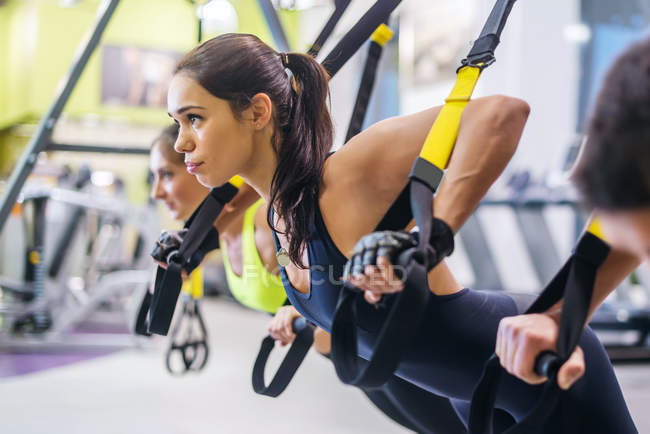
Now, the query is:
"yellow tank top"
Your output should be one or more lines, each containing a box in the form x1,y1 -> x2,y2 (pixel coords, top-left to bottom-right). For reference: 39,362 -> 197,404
181,265 -> 203,299
221,199 -> 287,313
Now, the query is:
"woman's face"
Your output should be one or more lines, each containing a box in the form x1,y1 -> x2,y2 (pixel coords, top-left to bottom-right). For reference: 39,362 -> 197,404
167,73 -> 255,188
150,142 -> 209,221
599,207 -> 650,264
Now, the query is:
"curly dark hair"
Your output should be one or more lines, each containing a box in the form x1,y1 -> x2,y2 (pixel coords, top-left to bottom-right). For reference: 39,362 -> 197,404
573,38 -> 650,210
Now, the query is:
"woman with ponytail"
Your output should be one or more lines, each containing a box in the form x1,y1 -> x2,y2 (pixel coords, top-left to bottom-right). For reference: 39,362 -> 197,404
167,33 -> 634,432
152,121 -> 467,433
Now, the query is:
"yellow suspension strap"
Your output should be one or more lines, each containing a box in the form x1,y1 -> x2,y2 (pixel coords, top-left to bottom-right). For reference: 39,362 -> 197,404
331,0 -> 517,388
469,216 -> 611,434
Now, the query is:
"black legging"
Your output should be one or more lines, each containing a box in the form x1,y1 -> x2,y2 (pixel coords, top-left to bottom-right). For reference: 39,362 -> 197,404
363,372 -> 468,433
357,291 -> 542,434
320,352 -> 467,433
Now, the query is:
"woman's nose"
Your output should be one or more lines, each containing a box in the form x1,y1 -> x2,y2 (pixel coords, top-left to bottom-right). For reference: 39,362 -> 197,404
151,177 -> 165,200
174,128 -> 195,153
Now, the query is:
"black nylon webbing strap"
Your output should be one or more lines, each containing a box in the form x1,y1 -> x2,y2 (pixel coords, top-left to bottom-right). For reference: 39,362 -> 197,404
463,0 -> 517,68
331,181 -> 439,387
165,299 -> 210,375
178,184 -> 238,259
332,256 -> 430,386
148,184 -> 237,335
342,22 -> 411,231
134,291 -> 152,336
468,232 -> 610,434
252,318 -> 316,397
321,0 -> 402,77
345,36 -> 385,141
307,0 -> 352,58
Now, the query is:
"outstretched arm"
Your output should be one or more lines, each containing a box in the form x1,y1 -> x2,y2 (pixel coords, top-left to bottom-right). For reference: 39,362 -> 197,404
497,246 -> 640,389
323,95 -> 529,257
337,95 -> 529,299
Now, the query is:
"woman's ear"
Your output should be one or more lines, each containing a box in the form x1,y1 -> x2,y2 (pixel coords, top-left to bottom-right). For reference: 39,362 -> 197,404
249,93 -> 273,130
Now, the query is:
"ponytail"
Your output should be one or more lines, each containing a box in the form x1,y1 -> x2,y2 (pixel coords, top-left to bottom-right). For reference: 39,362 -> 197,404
269,52 -> 333,268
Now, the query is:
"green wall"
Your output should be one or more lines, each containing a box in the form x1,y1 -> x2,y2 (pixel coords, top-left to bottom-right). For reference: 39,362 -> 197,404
0,0 -> 300,177
0,0 -> 300,130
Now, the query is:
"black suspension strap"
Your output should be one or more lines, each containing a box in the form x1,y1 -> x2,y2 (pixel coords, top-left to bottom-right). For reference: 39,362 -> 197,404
146,179 -> 241,335
252,317 -> 316,397
345,23 -> 394,142
331,0 -> 517,388
321,0 -> 402,77
307,0 -> 352,58
468,221 -> 610,434
165,293 -> 210,375
134,290 -> 153,336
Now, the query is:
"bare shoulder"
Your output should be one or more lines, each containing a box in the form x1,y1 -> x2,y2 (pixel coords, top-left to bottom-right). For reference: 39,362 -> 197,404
319,106 -> 446,255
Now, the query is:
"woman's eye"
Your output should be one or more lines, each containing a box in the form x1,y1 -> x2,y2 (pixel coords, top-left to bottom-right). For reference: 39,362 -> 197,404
161,171 -> 173,179
187,114 -> 201,124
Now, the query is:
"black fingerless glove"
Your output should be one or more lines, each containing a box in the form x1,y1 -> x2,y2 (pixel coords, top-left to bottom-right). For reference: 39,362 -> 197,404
343,230 -> 414,281
343,217 -> 455,281
151,229 -> 188,264
411,217 -> 455,270
151,227 -> 220,274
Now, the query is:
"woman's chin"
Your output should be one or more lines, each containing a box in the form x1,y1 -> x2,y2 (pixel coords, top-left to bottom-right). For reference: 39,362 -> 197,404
196,174 -> 217,188
197,173 -> 230,189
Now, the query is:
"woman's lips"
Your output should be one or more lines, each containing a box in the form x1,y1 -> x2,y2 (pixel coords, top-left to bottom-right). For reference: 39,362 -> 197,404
185,161 -> 203,174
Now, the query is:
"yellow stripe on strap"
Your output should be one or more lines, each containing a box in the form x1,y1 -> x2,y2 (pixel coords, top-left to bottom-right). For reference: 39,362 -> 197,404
181,265 -> 204,299
370,24 -> 394,47
586,217 -> 606,241
229,175 -> 245,188
419,66 -> 482,169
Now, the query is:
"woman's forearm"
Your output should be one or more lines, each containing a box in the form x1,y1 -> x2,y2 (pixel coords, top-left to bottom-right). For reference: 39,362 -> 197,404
434,96 -> 530,232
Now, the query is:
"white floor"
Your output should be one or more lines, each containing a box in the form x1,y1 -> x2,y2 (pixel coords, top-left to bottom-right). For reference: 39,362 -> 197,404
1,298 -> 648,434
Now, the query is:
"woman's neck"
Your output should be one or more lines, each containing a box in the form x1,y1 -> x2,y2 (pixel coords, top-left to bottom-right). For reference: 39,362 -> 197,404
239,126 -> 278,203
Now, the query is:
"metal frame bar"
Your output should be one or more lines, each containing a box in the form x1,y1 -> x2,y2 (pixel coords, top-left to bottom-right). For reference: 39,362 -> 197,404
47,143 -> 149,155
458,213 -> 503,291
513,205 -> 562,286
257,0 -> 291,52
0,0 -> 121,234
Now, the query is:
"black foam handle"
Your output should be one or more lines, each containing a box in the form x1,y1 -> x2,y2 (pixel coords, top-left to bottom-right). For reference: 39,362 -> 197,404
534,351 -> 561,379
292,316 -> 308,333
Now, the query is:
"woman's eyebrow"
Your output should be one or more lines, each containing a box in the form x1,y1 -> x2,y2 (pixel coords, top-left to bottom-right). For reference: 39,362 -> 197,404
168,105 -> 206,116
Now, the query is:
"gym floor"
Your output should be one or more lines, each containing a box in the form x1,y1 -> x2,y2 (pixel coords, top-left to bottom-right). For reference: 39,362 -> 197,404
1,297 -> 649,434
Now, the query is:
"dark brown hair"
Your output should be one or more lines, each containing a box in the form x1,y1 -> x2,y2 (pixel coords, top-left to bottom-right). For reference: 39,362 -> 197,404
152,123 -> 183,166
573,38 -> 650,210
174,33 -> 333,267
